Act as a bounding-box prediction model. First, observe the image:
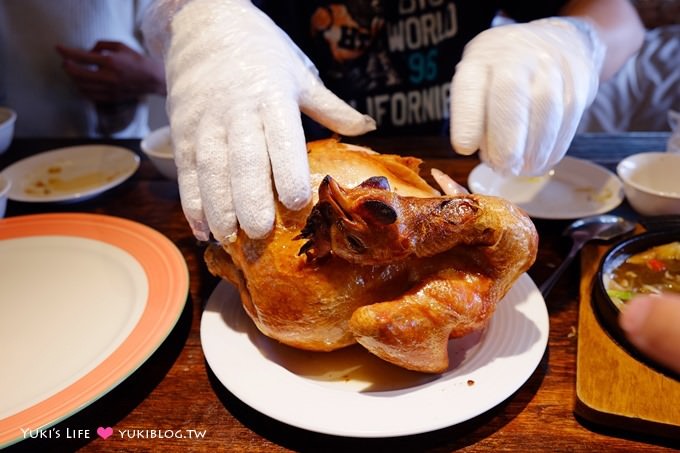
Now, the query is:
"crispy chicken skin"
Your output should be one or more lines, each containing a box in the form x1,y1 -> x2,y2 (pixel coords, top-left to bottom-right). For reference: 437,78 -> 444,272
205,139 -> 538,373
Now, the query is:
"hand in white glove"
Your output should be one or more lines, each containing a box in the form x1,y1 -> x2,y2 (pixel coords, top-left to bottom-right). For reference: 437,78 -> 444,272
450,18 -> 606,176
156,0 -> 375,241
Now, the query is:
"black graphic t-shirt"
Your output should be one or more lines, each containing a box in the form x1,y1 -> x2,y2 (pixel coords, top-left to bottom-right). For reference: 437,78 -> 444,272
255,0 -> 568,136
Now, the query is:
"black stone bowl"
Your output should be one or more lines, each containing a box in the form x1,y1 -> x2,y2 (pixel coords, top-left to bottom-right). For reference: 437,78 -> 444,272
592,229 -> 680,378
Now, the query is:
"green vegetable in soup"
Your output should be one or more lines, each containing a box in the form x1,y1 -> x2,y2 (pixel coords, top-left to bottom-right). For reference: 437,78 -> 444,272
606,289 -> 634,301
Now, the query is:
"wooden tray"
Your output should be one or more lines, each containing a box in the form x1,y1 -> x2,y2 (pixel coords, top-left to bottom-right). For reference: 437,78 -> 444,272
575,241 -> 680,439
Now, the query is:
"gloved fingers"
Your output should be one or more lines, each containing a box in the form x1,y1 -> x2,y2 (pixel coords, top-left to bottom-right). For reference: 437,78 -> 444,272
175,148 -> 210,241
450,58 -> 488,156
227,111 -> 276,240
299,75 -> 376,136
261,96 -> 312,211
521,62 -> 564,175
484,66 -> 531,175
195,109 -> 237,243
550,62 -> 593,169
170,107 -> 210,241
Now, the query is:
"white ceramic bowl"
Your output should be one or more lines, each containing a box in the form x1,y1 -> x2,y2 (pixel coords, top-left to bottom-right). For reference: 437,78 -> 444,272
0,173 -> 11,218
0,107 -> 17,154
140,125 -> 176,180
616,152 -> 680,216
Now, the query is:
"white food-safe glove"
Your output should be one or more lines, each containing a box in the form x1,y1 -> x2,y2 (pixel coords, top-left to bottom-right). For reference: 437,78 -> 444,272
142,0 -> 375,242
450,17 -> 606,176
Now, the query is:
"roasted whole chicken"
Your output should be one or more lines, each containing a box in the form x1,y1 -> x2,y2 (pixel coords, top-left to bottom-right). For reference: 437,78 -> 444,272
205,139 -> 538,373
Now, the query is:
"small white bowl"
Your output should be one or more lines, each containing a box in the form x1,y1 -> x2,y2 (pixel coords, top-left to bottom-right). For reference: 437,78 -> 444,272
0,107 -> 17,154
0,174 -> 11,218
140,125 -> 177,180
616,152 -> 680,216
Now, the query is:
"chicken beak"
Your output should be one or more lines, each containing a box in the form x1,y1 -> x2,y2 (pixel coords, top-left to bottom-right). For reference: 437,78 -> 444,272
319,175 -> 354,222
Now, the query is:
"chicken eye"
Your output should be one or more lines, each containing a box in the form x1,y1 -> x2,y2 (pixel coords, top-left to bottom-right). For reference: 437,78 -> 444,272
346,234 -> 367,253
360,200 -> 397,225
358,176 -> 391,191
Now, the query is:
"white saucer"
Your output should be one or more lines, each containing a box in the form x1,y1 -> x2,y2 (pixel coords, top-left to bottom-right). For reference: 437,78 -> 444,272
1,145 -> 139,203
467,156 -> 624,219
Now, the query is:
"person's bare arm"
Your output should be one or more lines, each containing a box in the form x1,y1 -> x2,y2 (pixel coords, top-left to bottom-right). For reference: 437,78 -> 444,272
561,0 -> 645,80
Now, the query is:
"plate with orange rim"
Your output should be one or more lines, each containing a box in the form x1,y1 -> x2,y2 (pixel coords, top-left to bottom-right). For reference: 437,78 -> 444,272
0,213 -> 188,448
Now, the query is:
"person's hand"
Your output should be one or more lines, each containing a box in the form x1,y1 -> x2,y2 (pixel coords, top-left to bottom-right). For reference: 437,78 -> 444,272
619,293 -> 680,375
450,18 -> 606,176
56,41 -> 166,103
161,0 -> 375,242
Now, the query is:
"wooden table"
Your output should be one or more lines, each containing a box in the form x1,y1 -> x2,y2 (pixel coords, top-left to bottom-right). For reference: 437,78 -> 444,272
1,132 -> 677,452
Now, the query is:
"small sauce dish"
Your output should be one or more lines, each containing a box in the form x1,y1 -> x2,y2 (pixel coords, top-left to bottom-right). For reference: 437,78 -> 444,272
140,125 -> 176,180
0,107 -> 17,154
0,174 -> 11,218
617,152 -> 680,216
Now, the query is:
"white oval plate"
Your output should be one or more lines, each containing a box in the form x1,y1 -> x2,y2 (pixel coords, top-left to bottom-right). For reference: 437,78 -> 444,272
201,274 -> 548,437
468,156 -> 624,219
0,145 -> 139,203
